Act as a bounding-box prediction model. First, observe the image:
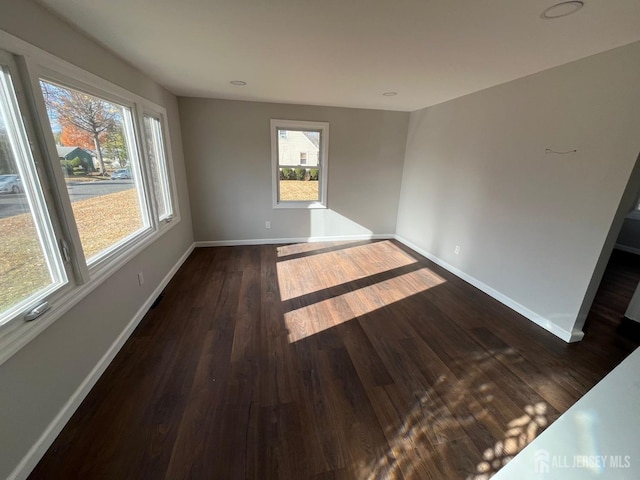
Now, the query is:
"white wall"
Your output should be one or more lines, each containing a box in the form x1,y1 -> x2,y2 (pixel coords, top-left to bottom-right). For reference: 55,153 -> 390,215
0,1 -> 193,478
396,42 -> 640,339
179,98 -> 409,242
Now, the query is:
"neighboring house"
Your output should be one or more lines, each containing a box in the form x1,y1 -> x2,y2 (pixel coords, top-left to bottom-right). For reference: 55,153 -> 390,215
56,145 -> 95,172
277,130 -> 319,167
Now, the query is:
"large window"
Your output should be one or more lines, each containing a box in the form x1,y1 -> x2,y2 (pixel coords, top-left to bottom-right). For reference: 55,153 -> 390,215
39,79 -> 151,264
0,39 -> 179,361
270,119 -> 329,208
0,55 -> 67,326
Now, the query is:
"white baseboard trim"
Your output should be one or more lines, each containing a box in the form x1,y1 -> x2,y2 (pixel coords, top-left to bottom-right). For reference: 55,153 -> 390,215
395,235 -> 582,343
614,243 -> 640,256
195,233 -> 394,248
8,243 -> 196,480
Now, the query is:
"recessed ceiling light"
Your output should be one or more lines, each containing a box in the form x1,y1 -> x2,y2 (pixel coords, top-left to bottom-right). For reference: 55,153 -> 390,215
541,1 -> 584,19
382,92 -> 397,96
230,80 -> 247,86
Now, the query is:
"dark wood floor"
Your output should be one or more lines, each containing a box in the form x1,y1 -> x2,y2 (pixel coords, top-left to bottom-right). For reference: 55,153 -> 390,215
29,241 -> 640,479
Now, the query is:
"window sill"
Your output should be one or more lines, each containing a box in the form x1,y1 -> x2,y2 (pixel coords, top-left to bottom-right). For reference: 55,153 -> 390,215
273,202 -> 327,209
0,216 -> 180,367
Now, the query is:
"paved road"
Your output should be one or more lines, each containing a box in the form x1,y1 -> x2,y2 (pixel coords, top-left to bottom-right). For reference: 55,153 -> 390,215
66,180 -> 134,202
0,180 -> 134,220
0,194 -> 28,219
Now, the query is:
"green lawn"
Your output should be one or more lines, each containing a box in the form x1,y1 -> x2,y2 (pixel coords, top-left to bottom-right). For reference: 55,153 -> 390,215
280,180 -> 319,201
0,189 -> 143,312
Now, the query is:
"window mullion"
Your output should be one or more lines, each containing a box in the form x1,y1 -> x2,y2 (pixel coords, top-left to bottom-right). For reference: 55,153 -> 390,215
142,111 -> 174,223
19,57 -> 90,283
124,104 -> 154,230
138,108 -> 160,228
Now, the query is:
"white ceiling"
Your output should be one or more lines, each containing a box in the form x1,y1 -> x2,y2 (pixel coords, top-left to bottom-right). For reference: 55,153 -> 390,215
36,0 -> 640,112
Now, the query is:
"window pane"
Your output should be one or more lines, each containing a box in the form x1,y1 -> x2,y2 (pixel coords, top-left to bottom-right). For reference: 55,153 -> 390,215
40,80 -> 149,263
0,66 -> 66,323
277,129 -> 320,202
143,115 -> 172,221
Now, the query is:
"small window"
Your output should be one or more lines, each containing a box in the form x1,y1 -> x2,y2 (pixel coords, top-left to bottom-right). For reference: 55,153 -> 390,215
40,79 -> 151,264
271,120 -> 329,208
0,59 -> 67,326
143,114 -> 173,222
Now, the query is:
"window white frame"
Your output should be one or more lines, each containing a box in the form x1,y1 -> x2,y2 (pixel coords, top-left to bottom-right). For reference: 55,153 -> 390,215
0,30 -> 181,365
36,71 -> 155,276
140,109 -> 178,225
0,51 -> 68,326
270,119 -> 329,209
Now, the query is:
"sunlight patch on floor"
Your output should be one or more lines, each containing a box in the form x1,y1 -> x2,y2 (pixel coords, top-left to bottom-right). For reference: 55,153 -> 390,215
467,402 -> 548,479
277,240 -> 420,301
284,267 -> 445,343
277,240 -> 369,258
349,349 -> 549,479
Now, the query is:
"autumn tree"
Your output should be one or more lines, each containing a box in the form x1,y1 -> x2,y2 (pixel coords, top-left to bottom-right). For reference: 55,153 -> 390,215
102,125 -> 129,167
60,123 -> 95,151
41,81 -> 120,175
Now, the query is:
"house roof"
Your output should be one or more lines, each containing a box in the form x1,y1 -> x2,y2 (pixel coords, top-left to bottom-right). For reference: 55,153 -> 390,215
56,146 -> 90,158
303,132 -> 320,149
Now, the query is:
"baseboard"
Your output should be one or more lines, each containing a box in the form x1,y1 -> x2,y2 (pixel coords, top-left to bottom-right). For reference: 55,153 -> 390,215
394,235 -> 581,343
614,243 -> 640,256
195,233 -> 394,247
7,243 -> 196,480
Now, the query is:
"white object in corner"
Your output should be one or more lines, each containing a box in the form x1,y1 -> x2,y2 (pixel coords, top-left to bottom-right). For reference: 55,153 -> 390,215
394,235 -> 584,343
492,347 -> 640,479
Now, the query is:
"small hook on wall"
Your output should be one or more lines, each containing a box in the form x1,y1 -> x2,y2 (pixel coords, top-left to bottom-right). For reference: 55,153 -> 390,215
545,148 -> 577,155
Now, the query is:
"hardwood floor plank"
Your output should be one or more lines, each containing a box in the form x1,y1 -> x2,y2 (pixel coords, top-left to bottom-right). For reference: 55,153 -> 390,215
28,241 -> 640,480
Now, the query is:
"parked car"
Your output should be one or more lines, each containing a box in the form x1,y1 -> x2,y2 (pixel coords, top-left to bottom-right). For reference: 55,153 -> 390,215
110,168 -> 131,180
0,174 -> 22,194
